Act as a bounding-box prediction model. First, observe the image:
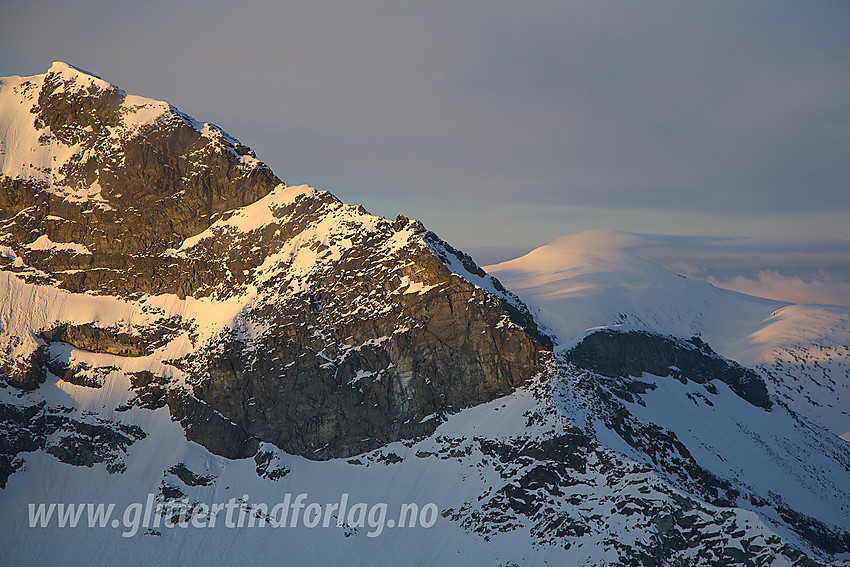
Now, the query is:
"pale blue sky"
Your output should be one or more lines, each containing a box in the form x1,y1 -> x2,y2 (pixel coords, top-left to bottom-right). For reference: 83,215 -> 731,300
2,1 -> 849,253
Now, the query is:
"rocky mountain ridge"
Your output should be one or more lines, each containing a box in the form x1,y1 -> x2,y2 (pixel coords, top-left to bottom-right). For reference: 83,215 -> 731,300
1,63 -> 849,566
0,62 -> 551,462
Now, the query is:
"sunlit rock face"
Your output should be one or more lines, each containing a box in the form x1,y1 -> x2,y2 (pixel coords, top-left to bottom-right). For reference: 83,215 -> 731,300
0,62 -> 551,460
2,63 -> 849,567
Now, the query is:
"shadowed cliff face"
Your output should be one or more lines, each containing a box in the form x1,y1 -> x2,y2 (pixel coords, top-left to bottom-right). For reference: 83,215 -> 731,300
0,63 -> 552,460
169,188 -> 552,459
190,219 -> 549,459
566,329 -> 772,409
2,65 -> 850,565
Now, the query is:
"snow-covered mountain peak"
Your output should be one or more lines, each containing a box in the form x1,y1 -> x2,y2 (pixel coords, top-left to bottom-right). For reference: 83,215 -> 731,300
1,62 -> 553,466
3,64 -> 850,566
0,61 -> 264,203
487,230 -> 780,345
44,61 -> 122,95
537,229 -> 646,253
489,231 -> 850,440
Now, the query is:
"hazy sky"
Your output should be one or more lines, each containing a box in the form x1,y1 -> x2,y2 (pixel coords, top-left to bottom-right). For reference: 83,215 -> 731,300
2,1 -> 849,252
621,233 -> 850,306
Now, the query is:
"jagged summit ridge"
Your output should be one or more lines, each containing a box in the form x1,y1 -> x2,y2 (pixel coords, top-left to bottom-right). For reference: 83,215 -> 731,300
0,61 -> 261,186
1,60 -> 274,217
0,60 -> 282,294
47,61 -> 114,86
0,62 -> 551,462
1,63 -> 849,566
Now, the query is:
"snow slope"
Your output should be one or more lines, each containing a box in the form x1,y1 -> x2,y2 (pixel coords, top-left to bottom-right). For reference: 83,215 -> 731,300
486,230 -> 850,440
3,63 -> 850,566
3,357 -> 848,566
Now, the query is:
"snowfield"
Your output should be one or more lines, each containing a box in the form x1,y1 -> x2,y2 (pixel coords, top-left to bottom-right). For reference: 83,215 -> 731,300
487,230 -> 850,440
2,63 -> 850,566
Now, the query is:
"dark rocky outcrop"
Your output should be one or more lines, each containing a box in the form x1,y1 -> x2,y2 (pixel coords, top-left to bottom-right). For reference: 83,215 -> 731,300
45,358 -> 114,389
40,323 -> 179,357
0,345 -> 49,391
566,330 -> 772,409
254,450 -> 290,480
45,420 -> 146,472
0,400 -> 145,486
165,389 -> 259,460
0,401 -> 62,487
167,463 -> 215,487
186,225 -> 551,459
125,371 -> 169,410
775,504 -> 850,556
454,427 -> 816,567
